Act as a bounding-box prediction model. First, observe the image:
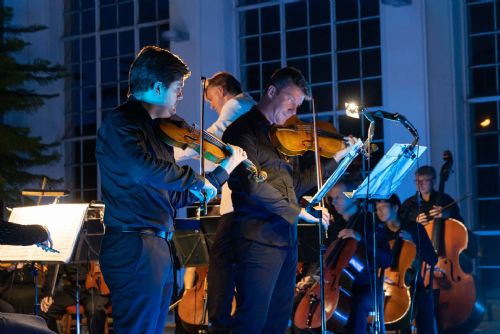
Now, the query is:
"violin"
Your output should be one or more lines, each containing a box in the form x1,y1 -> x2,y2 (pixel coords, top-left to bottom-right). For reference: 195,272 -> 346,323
270,115 -> 346,158
423,151 -> 484,332
156,115 -> 267,183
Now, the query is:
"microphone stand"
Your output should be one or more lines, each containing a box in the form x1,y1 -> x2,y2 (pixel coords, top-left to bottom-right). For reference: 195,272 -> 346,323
359,110 -> 382,334
356,106 -> 420,333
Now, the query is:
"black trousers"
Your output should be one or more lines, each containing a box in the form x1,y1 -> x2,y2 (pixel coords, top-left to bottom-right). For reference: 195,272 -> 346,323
207,213 -> 236,333
232,239 -> 297,334
100,232 -> 174,334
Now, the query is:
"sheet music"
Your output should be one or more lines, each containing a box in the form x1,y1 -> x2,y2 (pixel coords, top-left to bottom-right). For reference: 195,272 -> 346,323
0,203 -> 89,263
351,144 -> 426,200
307,139 -> 363,209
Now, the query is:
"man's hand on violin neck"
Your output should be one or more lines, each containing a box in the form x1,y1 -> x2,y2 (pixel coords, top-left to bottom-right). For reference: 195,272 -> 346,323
333,135 -> 358,163
219,144 -> 248,174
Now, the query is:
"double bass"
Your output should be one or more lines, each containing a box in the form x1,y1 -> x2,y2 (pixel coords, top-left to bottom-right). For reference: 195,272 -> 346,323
423,151 -> 484,332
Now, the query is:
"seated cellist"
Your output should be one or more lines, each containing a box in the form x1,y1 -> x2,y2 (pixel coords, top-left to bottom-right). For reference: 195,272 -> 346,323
296,178 -> 392,333
376,194 -> 438,334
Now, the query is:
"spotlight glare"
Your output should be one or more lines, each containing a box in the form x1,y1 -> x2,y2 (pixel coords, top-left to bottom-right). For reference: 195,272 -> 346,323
345,102 -> 360,119
480,118 -> 491,128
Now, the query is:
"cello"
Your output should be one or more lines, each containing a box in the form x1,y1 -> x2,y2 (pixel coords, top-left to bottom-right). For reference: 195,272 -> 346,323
382,237 -> 416,330
85,261 -> 110,295
423,151 -> 484,332
293,212 -> 366,332
177,266 -> 236,334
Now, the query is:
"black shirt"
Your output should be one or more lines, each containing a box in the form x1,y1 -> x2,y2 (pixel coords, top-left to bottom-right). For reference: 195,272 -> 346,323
0,221 -> 48,245
331,209 -> 392,286
384,220 -> 438,267
96,98 -> 228,232
400,190 -> 462,224
222,107 -> 338,247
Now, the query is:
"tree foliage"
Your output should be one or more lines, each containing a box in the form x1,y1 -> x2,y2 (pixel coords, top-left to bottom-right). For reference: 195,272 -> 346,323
0,5 -> 67,207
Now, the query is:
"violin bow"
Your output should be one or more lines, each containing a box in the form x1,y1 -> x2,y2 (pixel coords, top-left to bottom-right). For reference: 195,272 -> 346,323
310,97 -> 327,237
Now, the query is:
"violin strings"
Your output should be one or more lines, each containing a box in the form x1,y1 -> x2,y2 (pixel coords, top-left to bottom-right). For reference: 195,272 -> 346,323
279,127 -> 342,140
201,130 -> 254,168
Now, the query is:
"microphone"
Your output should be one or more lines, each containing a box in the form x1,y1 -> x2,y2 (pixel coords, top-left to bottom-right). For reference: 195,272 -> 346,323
345,103 -> 420,156
372,110 -> 419,140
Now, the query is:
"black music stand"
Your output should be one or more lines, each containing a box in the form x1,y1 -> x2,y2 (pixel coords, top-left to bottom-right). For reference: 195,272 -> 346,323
71,218 -> 105,264
350,143 -> 425,333
67,214 -> 105,334
350,143 -> 426,200
173,216 -> 220,267
302,139 -> 364,334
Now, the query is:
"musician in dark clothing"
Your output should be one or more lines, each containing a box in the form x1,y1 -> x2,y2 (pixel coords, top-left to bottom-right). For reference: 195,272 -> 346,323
399,165 -> 476,272
95,46 -> 246,334
322,179 -> 392,334
222,67 -> 358,334
399,166 -> 462,225
0,221 -> 55,333
0,220 -> 51,247
39,264 -> 110,334
376,194 -> 438,334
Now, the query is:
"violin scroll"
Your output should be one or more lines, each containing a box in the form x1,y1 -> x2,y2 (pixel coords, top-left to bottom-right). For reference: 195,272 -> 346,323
245,163 -> 267,183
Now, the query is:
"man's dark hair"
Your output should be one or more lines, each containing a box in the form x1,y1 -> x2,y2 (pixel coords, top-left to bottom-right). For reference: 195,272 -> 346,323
128,46 -> 191,96
377,194 -> 401,208
265,67 -> 311,99
205,72 -> 243,96
415,165 -> 436,180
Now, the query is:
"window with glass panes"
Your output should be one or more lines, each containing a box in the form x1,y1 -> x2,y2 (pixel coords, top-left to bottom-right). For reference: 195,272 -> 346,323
63,0 -> 169,202
467,0 -> 500,293
238,0 -> 384,171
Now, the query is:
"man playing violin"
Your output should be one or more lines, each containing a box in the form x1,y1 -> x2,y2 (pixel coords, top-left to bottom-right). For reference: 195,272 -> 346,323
200,72 -> 256,333
221,67 -> 355,334
176,72 -> 256,333
376,194 -> 438,334
95,46 -> 247,334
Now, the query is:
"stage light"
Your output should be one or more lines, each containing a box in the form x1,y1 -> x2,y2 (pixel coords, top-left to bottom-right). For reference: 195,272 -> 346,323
480,118 -> 491,128
345,102 -> 360,119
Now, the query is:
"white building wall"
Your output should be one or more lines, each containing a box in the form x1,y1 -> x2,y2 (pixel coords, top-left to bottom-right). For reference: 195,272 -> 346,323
380,0 -> 468,222
3,0 -> 469,222
169,0 -> 237,171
